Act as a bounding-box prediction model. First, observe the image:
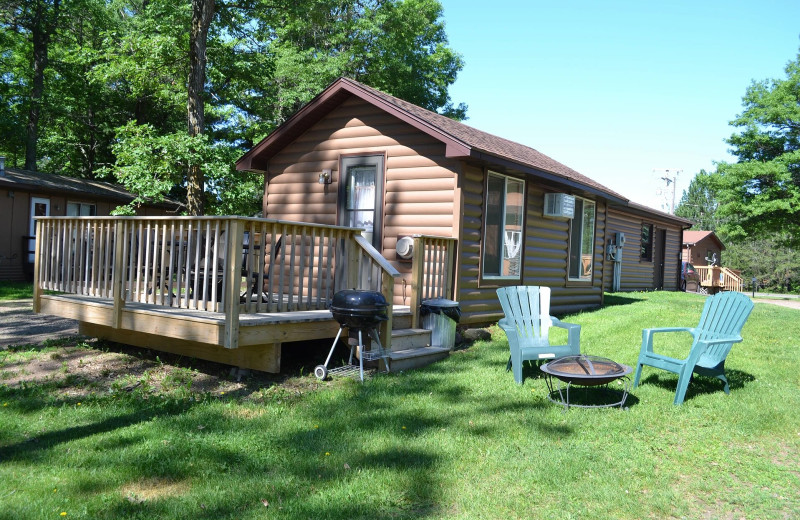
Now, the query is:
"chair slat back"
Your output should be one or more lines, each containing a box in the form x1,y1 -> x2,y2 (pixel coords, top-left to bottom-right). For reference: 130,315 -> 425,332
497,286 -> 552,343
694,292 -> 754,362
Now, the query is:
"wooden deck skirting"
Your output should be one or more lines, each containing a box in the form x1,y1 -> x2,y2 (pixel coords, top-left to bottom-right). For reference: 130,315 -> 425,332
40,293 -> 412,373
32,216 -> 455,373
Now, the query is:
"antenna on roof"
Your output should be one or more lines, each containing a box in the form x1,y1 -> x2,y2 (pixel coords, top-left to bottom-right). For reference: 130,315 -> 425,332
652,168 -> 682,214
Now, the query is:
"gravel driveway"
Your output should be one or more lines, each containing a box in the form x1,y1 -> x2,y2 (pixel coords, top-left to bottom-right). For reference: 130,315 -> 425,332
0,299 -> 80,348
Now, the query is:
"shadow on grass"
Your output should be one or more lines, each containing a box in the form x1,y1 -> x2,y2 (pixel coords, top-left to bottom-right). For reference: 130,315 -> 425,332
637,368 -> 756,403
0,400 -> 192,461
602,293 -> 648,308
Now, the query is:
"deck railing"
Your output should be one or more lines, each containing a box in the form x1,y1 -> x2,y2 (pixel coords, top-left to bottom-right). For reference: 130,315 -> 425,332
409,235 -> 457,328
33,216 -> 402,348
695,266 -> 744,293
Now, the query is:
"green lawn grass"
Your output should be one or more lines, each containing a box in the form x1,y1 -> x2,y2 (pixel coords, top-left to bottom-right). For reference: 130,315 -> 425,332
1,291 -> 798,519
0,281 -> 33,300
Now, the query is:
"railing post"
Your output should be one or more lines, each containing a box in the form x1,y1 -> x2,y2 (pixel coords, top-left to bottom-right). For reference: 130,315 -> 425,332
112,220 -> 126,329
410,236 -> 424,329
444,238 -> 456,300
346,233 -> 359,290
380,269 -> 394,353
223,219 -> 243,349
32,220 -> 42,314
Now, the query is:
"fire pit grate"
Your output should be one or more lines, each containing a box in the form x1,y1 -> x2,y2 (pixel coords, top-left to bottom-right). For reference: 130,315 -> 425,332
540,355 -> 632,410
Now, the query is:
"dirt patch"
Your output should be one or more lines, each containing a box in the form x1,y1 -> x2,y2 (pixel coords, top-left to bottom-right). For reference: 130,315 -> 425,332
121,478 -> 192,503
0,337 -> 338,401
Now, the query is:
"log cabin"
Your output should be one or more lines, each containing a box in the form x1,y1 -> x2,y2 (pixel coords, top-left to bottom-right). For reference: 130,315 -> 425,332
32,77 -> 694,374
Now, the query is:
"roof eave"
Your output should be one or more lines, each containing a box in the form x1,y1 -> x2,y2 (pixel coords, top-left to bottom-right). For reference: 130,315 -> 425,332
469,150 -> 629,205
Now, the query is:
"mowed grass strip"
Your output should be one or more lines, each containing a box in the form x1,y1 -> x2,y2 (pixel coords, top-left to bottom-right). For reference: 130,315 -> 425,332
0,291 -> 798,519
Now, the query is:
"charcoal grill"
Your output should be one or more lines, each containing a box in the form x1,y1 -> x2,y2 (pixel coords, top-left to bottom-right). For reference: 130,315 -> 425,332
540,355 -> 632,410
315,290 -> 390,381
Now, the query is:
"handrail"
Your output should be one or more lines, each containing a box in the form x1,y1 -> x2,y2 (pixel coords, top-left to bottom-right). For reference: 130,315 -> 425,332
352,234 -> 401,352
695,265 -> 744,292
34,216 -> 455,354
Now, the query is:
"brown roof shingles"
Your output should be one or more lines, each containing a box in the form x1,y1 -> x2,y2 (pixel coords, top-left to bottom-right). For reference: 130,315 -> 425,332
238,77 -> 628,202
345,79 -> 628,201
0,167 -> 183,210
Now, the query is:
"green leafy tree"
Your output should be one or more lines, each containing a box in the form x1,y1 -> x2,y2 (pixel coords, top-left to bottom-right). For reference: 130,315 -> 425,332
675,170 -> 720,231
265,0 -> 465,132
0,0 -> 62,170
713,49 -> 800,248
3,0 -> 465,216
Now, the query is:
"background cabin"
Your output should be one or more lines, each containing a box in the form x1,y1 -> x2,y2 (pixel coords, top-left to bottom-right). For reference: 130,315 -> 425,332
0,163 -> 181,281
683,230 -> 724,267
604,202 -> 691,292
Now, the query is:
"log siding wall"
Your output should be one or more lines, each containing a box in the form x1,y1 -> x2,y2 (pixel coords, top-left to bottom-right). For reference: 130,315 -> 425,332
457,164 -> 605,324
604,208 -> 682,292
264,97 -> 459,304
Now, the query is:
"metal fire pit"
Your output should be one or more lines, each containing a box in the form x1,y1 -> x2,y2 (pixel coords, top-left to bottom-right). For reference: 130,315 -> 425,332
315,290 -> 390,382
539,355 -> 632,410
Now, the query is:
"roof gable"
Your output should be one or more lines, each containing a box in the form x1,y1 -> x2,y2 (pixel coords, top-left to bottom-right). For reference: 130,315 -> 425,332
236,77 -> 628,203
683,230 -> 725,250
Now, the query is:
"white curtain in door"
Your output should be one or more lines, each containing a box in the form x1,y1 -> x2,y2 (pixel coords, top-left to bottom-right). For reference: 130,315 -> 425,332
348,166 -> 376,244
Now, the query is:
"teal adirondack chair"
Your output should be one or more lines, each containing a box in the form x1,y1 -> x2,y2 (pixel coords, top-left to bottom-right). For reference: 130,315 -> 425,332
496,286 -> 581,384
633,291 -> 754,405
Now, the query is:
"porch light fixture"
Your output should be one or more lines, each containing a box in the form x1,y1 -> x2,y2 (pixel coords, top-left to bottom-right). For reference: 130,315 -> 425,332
319,169 -> 332,184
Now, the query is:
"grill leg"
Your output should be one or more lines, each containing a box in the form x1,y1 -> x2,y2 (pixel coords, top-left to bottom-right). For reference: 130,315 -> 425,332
358,329 -> 364,382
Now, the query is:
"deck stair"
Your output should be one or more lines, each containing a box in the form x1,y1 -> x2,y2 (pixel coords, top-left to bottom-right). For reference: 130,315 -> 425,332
385,327 -> 450,372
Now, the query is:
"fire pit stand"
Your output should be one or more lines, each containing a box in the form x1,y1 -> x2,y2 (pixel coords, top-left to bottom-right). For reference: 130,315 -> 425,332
539,355 -> 633,411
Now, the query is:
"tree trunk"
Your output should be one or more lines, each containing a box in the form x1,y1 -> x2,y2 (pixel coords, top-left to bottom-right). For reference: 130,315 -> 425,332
24,0 -> 60,171
186,0 -> 215,216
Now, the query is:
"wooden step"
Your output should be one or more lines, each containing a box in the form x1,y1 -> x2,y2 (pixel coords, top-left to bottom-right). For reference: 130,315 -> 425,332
386,346 -> 450,373
390,328 -> 431,351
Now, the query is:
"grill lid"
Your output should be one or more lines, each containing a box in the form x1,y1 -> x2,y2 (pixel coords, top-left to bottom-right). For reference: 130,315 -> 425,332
330,289 -> 388,312
330,290 -> 389,329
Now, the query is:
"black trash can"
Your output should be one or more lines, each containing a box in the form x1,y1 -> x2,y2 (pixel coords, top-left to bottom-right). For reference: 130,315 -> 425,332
420,298 -> 461,350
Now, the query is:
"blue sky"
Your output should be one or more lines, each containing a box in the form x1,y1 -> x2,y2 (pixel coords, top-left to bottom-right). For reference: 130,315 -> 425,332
437,0 -> 800,210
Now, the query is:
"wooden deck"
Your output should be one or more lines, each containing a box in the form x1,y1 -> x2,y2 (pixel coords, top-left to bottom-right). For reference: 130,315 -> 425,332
32,216 -> 456,373
40,293 -> 412,373
695,266 -> 745,293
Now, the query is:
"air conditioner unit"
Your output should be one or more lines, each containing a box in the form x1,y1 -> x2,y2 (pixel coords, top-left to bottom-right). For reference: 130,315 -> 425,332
543,193 -> 575,218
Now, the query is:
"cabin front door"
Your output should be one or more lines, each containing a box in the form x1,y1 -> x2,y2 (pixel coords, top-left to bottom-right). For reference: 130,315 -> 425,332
29,197 -> 50,263
338,155 -> 385,251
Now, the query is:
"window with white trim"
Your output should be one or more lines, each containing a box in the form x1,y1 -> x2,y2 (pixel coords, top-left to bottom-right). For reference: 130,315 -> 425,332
482,171 -> 525,279
567,197 -> 595,281
67,202 -> 96,216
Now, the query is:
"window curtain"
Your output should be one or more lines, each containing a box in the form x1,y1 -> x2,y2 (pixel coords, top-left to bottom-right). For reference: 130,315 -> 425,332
348,166 -> 376,244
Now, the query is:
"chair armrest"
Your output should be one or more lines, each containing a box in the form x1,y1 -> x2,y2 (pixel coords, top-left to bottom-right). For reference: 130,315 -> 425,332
551,317 -> 580,332
692,334 -> 743,354
551,317 -> 581,352
498,318 -> 514,333
640,327 -> 695,354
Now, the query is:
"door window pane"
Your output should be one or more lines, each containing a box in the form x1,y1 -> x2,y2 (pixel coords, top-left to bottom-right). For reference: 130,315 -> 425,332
345,165 -> 377,246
